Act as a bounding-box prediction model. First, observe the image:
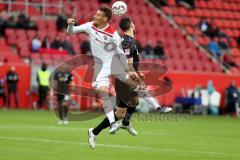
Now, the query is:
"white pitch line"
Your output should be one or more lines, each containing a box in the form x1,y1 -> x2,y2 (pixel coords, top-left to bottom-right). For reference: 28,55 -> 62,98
0,125 -> 238,139
0,136 -> 152,150
0,136 -> 239,157
0,124 -> 172,135
0,124 -> 88,131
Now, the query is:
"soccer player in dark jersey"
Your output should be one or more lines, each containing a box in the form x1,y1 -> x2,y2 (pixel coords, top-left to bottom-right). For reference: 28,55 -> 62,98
53,64 -> 74,125
88,16 -> 172,149
113,16 -> 143,136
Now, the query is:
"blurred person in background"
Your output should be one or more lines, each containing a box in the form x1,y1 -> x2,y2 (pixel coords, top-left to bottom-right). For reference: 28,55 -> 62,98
17,10 -> 28,29
208,22 -> 220,38
207,80 -> 220,115
143,40 -> 154,59
135,40 -> 143,53
208,37 -> 224,61
98,0 -> 111,3
199,18 -> 209,35
236,34 -> 240,47
0,78 -> 6,109
7,14 -> 17,28
51,35 -> 63,50
207,80 -> 215,97
225,80 -> 239,116
37,63 -> 50,109
218,37 -> 229,51
41,36 -> 51,49
80,39 -> 91,54
31,34 -> 41,52
53,64 -> 74,125
56,14 -> 67,31
6,66 -> 19,109
62,36 -> 76,55
154,41 -> 166,60
191,85 -> 203,114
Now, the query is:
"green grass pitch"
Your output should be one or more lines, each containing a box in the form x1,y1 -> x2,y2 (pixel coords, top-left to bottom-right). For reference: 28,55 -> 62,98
0,110 -> 240,160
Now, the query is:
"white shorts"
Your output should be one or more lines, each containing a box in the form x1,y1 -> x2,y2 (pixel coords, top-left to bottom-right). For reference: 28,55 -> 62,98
92,55 -> 129,89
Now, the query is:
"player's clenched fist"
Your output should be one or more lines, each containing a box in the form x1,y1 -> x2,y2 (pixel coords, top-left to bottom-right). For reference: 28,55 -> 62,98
67,18 -> 75,25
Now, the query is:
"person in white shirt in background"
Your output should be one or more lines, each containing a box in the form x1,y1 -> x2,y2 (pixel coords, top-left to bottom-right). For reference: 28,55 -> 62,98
31,34 -> 41,52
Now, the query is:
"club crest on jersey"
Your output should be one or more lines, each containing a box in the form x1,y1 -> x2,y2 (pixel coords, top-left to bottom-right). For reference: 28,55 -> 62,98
103,35 -> 108,40
104,42 -> 116,51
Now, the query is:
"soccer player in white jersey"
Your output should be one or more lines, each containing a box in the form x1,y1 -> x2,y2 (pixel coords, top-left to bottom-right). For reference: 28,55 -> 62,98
67,6 -> 139,134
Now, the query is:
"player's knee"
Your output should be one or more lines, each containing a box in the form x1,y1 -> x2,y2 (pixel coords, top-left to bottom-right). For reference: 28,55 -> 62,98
115,108 -> 126,119
98,86 -> 109,98
61,101 -> 68,106
128,97 -> 139,108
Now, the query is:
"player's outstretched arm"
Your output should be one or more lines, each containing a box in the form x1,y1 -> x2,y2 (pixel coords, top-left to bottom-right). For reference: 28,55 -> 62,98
66,18 -> 90,34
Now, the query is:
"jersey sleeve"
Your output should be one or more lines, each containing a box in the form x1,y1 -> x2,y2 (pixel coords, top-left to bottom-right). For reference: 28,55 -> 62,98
112,31 -> 130,72
113,31 -> 125,55
67,22 -> 91,34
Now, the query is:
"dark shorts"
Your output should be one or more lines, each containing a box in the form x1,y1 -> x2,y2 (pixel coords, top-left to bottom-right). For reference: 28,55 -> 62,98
57,94 -> 65,102
8,86 -> 17,93
0,92 -> 6,97
115,79 -> 138,108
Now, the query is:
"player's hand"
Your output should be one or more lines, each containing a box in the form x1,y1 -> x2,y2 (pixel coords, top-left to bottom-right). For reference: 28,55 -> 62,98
128,71 -> 140,82
67,18 -> 75,25
137,71 -> 145,80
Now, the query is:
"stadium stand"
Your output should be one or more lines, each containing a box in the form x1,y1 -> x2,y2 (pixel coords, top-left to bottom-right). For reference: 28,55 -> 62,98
158,0 -> 240,74
1,0 -> 226,73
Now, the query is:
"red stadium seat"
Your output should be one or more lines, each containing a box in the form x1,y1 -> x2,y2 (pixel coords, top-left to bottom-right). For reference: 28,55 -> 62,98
198,1 -> 207,9
222,2 -> 229,10
206,1 -> 214,9
36,19 -> 46,30
229,3 -> 237,11
162,7 -> 171,15
27,30 -> 36,39
168,0 -> 176,6
16,29 -> 27,39
5,29 -> 15,36
19,48 -> 30,58
28,6 -> 41,16
233,12 -> 240,19
185,26 -> 194,35
6,33 -> 17,45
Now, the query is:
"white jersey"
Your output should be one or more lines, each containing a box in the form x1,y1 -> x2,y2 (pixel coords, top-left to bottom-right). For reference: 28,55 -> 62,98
67,22 -> 125,60
67,22 -> 129,89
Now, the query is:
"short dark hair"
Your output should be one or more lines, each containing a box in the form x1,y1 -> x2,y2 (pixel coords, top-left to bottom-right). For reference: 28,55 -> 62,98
99,6 -> 112,21
119,16 -> 132,32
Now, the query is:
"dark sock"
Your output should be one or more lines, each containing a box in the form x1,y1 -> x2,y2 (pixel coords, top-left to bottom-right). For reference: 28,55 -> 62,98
63,105 -> 69,120
122,107 -> 136,126
58,105 -> 63,120
92,113 -> 118,135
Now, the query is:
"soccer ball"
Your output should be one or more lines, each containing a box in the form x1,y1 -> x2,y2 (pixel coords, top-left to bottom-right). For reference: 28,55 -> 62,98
112,1 -> 127,16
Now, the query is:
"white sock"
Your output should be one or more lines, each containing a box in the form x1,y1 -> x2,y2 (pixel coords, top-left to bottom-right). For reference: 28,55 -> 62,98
102,97 -> 115,124
139,90 -> 161,110
143,96 -> 161,110
106,110 -> 115,124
